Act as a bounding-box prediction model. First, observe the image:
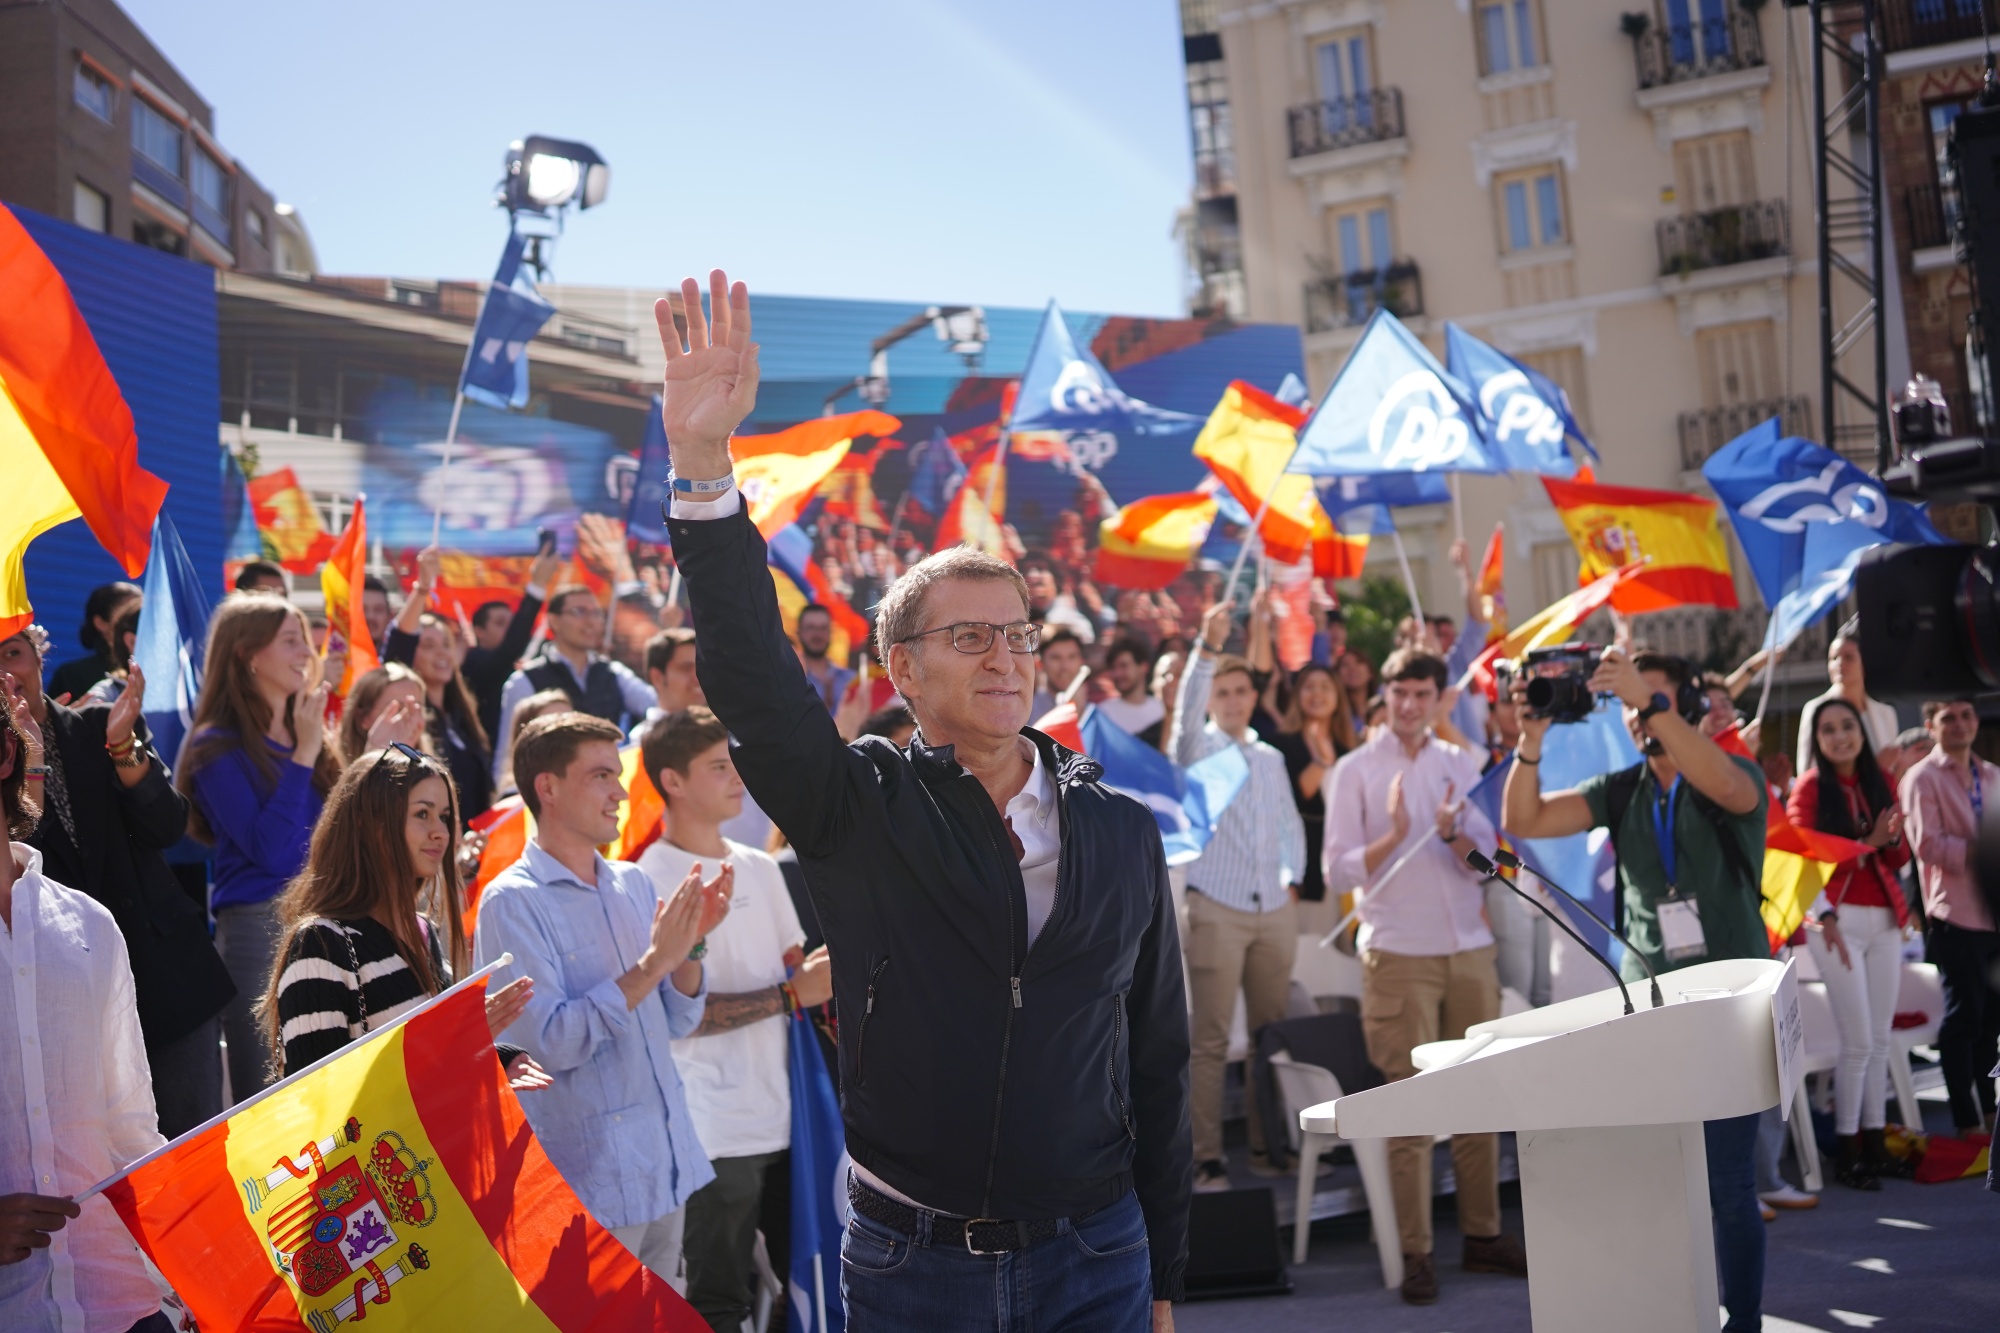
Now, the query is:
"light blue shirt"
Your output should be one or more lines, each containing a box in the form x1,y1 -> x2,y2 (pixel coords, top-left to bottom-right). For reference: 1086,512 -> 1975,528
1166,652 -> 1307,913
472,840 -> 714,1228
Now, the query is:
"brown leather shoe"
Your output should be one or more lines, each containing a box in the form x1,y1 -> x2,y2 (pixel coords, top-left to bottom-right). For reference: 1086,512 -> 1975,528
1462,1231 -> 1529,1276
1401,1251 -> 1439,1304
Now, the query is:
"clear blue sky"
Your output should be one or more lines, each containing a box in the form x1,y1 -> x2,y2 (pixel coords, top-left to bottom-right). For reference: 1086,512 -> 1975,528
121,0 -> 1196,315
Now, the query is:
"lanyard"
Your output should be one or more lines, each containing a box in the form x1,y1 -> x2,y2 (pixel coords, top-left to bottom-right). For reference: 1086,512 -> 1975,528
1971,763 -> 1984,824
1650,775 -> 1683,891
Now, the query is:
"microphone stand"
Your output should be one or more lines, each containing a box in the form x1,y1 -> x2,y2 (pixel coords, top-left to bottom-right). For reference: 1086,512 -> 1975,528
1464,849 -> 1635,1016
1492,848 -> 1666,1011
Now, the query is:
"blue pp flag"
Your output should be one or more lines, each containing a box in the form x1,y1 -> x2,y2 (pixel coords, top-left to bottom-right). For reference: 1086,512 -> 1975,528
1465,704 -> 1640,968
625,396 -> 671,544
787,1013 -> 848,1333
459,229 -> 557,410
132,512 -> 212,768
220,451 -> 261,563
905,427 -> 967,519
1288,310 -> 1502,476
1077,705 -> 1247,866
1274,372 -> 1310,409
1444,322 -> 1595,474
1702,419 -> 1949,647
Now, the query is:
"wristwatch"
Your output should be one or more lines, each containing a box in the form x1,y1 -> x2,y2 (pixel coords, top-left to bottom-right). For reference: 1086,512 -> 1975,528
1636,692 -> 1673,725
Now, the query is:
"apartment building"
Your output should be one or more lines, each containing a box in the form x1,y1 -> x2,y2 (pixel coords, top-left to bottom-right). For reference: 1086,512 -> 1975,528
0,0 -> 315,275
1189,0 -> 1835,655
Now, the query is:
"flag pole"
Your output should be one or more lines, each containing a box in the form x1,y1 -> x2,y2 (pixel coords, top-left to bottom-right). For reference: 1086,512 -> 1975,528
77,954 -> 514,1201
1449,472 -> 1466,547
1220,482 -> 1282,606
432,389 -> 466,548
1752,611 -> 1780,727
1388,525 -> 1425,626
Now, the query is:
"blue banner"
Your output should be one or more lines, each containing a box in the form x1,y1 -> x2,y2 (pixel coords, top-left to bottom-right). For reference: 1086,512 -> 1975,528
1287,310 -> 1502,476
1076,704 -> 1247,866
1311,471 -> 1451,520
625,396 -> 671,545
905,426 -> 967,519
787,1013 -> 848,1333
132,512 -> 211,767
220,450 -> 262,563
1444,322 -> 1595,474
459,230 -> 557,410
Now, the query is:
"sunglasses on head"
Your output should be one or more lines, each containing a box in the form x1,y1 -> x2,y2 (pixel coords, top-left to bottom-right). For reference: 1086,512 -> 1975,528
370,740 -> 435,782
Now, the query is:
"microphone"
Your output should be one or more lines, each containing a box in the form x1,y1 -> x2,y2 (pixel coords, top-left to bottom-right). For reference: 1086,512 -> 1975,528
1464,849 -> 1634,1016
1490,848 -> 1666,1011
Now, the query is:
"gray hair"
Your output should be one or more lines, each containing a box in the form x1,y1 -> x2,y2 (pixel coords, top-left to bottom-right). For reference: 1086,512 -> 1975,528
874,547 -> 1030,659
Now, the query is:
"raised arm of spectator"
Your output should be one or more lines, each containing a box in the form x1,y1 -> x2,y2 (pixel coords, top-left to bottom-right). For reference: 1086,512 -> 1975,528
386,547 -> 441,665
654,272 -> 868,855
1167,601 -> 1231,766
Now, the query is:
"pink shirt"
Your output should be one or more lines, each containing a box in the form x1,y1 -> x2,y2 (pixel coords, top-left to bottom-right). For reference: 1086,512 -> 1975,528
1323,728 -> 1497,957
1899,748 -> 1998,932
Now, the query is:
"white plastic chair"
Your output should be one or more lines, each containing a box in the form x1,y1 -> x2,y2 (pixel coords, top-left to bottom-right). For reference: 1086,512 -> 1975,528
1888,961 -> 1944,1130
1292,933 -> 1362,1003
1269,1050 -> 1402,1288
1788,979 -> 1843,1190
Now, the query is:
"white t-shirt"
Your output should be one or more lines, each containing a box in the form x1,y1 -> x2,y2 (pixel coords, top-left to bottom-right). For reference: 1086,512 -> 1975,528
639,837 -> 804,1160
1095,694 -> 1165,737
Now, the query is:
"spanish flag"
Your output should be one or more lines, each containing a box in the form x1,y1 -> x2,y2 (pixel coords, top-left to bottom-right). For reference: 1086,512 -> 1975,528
1192,381 -> 1324,565
616,744 -> 665,863
1093,492 -> 1217,589
767,522 -> 871,656
465,799 -> 530,935
1762,821 -> 1870,951
935,442 -> 1009,558
1312,506 -> 1371,581
0,206 -> 169,639
1542,475 -> 1737,612
734,410 -> 901,538
248,467 -> 340,574
1476,523 -> 1507,643
96,974 -> 702,1332
321,497 -> 379,696
1465,562 -> 1647,694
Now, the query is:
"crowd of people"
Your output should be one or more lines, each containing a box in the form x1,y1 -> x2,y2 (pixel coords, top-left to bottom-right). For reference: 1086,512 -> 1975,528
3,273 -> 1996,1333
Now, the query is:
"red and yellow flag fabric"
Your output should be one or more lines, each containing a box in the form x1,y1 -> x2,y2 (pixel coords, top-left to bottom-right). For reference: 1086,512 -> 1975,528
936,443 -> 1009,558
465,798 -> 531,935
0,206 -> 168,638
1093,492 -> 1216,589
321,499 -> 379,696
1542,475 -> 1737,613
432,552 -> 534,622
1476,523 -> 1507,643
101,978 -> 701,1332
616,744 -> 665,864
734,410 -> 900,538
818,449 -> 891,529
1763,821 -> 1870,951
249,467 -> 340,574
1311,507 -> 1370,581
1192,381 -> 1327,566
1466,563 -> 1647,694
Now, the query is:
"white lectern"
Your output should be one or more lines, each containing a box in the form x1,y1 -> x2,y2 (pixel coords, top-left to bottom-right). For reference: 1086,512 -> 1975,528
1301,958 -> 1802,1333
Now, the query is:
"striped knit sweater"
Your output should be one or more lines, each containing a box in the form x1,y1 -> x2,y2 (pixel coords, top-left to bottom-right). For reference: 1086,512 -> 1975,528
273,916 -> 447,1076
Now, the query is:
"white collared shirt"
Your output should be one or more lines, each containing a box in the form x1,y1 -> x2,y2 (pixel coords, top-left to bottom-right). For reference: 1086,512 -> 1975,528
0,846 -> 166,1333
1009,740 -> 1061,944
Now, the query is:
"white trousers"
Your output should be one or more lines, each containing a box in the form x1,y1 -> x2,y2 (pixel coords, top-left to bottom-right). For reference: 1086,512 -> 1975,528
611,1205 -> 688,1292
1805,903 -> 1904,1134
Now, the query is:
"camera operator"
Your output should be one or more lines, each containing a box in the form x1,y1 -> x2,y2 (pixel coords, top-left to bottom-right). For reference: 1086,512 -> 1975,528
1501,645 -> 1768,1333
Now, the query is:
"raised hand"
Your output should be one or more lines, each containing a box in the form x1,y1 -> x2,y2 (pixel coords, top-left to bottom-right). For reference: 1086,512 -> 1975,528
104,664 -> 146,750
0,675 -> 43,761
695,863 -> 736,937
484,975 -> 534,1038
1199,599 -> 1234,653
291,680 -> 330,767
574,513 -> 637,583
652,270 -> 760,476
365,696 -> 423,752
1433,781 -> 1463,842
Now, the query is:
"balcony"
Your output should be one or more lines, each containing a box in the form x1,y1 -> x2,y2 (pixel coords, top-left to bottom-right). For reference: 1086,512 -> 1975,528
1905,180 -> 1957,254
1629,7 -> 1765,90
1677,395 -> 1813,471
1657,199 -> 1789,276
1287,89 -> 1405,159
1304,262 -> 1423,334
1881,0 -> 2000,54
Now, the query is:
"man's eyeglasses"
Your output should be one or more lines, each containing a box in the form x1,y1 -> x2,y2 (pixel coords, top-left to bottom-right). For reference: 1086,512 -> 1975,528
897,622 -> 1041,655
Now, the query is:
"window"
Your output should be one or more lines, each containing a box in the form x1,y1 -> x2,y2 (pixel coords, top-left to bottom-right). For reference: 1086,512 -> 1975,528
1496,166 -> 1566,253
1186,58 -> 1234,197
1663,0 -> 1737,65
73,60 -> 114,122
246,209 -> 267,245
72,180 -> 109,233
1329,201 -> 1394,276
1695,320 -> 1780,406
130,97 -> 181,176
1315,31 -> 1373,104
1673,131 -> 1756,213
1476,0 -> 1541,75
191,149 -> 229,215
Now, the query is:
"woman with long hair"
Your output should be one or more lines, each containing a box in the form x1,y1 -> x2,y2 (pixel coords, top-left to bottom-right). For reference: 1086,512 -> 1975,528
1271,663 -> 1356,916
335,663 -> 426,770
1335,648 -> 1376,739
262,744 -> 546,1085
383,549 -> 495,819
1787,697 -> 1912,1189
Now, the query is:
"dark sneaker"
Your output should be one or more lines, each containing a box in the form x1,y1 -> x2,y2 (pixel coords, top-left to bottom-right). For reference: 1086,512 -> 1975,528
1401,1251 -> 1438,1304
1462,1231 -> 1529,1276
1193,1159 -> 1231,1193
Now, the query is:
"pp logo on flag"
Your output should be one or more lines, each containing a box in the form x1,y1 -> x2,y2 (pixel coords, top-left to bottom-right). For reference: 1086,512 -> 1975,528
1739,460 -> 1889,534
242,1116 -> 440,1332
1368,371 -> 1471,470
1476,370 -> 1565,449
1050,360 -> 1121,415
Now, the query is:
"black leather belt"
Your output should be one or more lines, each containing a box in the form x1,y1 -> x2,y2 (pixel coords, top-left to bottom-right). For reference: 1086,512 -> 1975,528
846,1174 -> 1103,1255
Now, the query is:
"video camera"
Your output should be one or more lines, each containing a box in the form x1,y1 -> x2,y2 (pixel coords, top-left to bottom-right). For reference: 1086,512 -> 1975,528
1495,644 -> 1606,724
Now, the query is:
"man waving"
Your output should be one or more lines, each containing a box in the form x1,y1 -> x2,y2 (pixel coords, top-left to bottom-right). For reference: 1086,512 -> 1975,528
658,272 -> 1190,1332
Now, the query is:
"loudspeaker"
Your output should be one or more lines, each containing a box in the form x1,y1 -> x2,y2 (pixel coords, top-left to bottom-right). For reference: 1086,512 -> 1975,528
1181,1187 -> 1292,1300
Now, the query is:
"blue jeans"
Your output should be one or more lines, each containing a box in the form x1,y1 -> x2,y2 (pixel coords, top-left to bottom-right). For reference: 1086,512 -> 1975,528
840,1188 -> 1152,1332
1706,1112 -> 1764,1333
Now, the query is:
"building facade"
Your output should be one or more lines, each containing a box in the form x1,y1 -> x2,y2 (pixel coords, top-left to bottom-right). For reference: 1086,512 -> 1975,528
0,0 -> 315,274
1187,0 -> 1855,687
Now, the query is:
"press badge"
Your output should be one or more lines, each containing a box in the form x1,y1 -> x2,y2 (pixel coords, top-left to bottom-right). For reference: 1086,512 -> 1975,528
1657,893 -> 1707,962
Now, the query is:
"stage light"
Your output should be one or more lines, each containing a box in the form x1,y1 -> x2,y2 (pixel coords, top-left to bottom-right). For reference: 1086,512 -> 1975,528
501,136 -> 610,215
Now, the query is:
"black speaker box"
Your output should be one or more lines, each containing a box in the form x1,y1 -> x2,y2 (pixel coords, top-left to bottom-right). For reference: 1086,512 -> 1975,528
1181,1186 -> 1292,1301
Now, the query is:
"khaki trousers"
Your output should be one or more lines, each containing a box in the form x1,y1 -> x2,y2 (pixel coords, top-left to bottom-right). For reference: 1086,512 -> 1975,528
1186,890 -> 1298,1163
1360,944 -> 1503,1257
